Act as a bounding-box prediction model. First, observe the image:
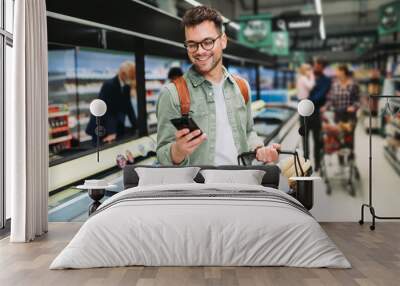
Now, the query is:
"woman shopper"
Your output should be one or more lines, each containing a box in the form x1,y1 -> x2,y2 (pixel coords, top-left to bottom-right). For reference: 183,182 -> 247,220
323,64 -> 359,123
321,64 -> 360,166
296,63 -> 315,100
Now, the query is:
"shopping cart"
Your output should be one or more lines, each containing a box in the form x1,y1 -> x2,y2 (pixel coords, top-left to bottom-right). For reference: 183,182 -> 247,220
238,149 -> 314,210
320,110 -> 361,196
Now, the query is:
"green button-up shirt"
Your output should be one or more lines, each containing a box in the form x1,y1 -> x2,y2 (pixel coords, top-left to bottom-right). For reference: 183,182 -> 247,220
156,66 -> 263,166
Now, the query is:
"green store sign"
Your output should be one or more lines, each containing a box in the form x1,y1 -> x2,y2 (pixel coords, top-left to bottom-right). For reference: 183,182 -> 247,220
378,1 -> 400,36
238,14 -> 273,48
355,36 -> 376,55
271,32 -> 289,56
238,14 -> 290,56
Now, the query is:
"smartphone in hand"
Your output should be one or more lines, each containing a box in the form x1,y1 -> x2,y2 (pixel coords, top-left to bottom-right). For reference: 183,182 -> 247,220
170,116 -> 203,140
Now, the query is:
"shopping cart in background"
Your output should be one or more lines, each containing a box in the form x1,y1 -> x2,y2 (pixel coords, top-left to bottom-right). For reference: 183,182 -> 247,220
320,110 -> 361,196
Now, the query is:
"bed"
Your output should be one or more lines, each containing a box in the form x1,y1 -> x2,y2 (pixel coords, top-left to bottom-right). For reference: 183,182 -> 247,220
50,165 -> 350,269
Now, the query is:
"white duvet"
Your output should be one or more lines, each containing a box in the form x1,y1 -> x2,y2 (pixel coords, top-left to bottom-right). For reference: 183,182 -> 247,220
50,183 -> 351,269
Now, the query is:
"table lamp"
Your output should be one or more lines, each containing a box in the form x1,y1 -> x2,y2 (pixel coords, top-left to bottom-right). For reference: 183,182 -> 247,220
297,99 -> 315,160
89,99 -> 107,162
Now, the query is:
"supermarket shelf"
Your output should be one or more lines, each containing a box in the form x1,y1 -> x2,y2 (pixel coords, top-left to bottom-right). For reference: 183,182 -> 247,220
49,111 -> 69,118
48,75 -> 69,82
384,146 -> 400,175
49,90 -> 76,97
49,74 -> 113,82
50,90 -> 99,97
49,126 -> 69,134
68,103 -> 90,112
49,134 -> 73,145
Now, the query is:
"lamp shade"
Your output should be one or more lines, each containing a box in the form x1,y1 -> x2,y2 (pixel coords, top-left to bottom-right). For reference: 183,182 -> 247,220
90,99 -> 107,117
298,99 -> 315,117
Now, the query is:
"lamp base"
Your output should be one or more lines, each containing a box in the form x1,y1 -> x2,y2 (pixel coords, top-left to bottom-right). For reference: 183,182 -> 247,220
88,188 -> 105,215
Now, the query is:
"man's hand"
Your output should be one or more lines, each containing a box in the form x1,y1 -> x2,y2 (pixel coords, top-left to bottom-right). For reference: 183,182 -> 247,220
171,128 -> 207,164
102,133 -> 117,143
256,143 -> 280,163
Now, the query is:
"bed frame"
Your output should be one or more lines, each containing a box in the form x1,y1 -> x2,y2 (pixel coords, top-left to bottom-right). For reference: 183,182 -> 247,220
122,164 -> 314,211
123,165 -> 281,190
123,165 -> 280,189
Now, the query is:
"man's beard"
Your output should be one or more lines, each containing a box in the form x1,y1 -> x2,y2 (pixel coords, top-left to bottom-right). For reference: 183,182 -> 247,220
192,53 -> 222,75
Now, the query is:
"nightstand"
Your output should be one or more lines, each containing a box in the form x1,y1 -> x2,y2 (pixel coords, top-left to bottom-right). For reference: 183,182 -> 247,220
290,177 -> 321,210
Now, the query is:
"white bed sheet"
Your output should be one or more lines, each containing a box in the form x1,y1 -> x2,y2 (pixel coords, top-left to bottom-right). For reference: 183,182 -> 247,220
50,183 -> 350,269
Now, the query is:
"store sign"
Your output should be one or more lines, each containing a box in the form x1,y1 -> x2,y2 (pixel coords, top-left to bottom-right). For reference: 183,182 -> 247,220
238,14 -> 273,48
272,15 -> 319,32
259,32 -> 290,56
378,1 -> 400,36
271,32 -> 289,56
293,33 -> 377,52
290,51 -> 306,68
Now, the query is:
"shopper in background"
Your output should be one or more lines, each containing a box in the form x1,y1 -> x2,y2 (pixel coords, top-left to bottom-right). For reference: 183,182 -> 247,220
322,64 -> 359,122
304,57 -> 332,171
156,6 -> 280,166
86,61 -> 138,145
321,64 -> 359,166
296,63 -> 315,100
167,66 -> 184,81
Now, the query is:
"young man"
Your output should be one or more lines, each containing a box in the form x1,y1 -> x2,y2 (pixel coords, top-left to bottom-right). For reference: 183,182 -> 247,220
156,6 -> 280,166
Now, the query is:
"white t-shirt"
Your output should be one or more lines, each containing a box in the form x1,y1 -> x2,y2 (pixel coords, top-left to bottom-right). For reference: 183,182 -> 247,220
213,80 -> 238,165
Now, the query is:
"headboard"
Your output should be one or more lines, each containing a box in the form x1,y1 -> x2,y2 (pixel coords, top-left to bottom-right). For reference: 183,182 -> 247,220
123,165 -> 281,190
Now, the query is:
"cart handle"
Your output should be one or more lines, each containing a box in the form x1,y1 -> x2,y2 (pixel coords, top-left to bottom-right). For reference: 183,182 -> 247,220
237,149 -> 305,177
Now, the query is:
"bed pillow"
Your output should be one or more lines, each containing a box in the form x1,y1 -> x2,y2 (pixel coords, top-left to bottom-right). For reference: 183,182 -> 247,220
135,167 -> 201,186
200,169 -> 266,185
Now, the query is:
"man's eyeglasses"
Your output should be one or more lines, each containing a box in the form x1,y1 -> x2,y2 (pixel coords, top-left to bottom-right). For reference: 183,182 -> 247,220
184,34 -> 222,52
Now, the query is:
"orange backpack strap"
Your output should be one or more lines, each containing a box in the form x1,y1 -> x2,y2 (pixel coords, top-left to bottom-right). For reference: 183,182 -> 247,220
172,76 -> 190,116
232,75 -> 249,104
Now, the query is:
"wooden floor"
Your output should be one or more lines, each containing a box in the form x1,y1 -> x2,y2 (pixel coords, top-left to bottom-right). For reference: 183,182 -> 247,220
0,222 -> 399,286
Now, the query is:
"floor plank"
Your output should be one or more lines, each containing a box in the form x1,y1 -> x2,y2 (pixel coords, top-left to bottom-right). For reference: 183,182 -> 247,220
0,222 -> 399,286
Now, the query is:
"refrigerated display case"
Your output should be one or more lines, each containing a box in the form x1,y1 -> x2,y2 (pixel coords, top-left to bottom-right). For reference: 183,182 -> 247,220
258,68 -> 287,104
48,105 -> 72,159
48,48 -> 78,141
259,67 -> 275,91
75,48 -> 136,142
228,65 -> 257,100
48,46 -> 135,162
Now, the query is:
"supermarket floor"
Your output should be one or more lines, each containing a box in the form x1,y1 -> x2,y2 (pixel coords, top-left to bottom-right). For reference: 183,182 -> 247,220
48,120 -> 400,223
309,120 -> 400,222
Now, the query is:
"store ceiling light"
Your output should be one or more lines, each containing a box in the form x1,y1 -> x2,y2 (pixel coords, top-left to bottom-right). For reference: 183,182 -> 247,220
184,0 -> 240,30
314,0 -> 326,40
314,0 -> 322,14
184,0 -> 201,6
319,17 -> 326,40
